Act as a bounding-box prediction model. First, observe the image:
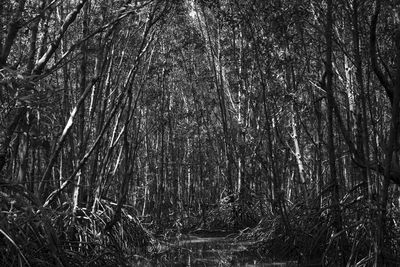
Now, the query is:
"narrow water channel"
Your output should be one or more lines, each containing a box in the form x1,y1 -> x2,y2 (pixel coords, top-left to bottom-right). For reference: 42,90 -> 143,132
144,234 -> 299,266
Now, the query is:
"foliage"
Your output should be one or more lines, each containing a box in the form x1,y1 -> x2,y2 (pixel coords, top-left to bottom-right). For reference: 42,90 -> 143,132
0,186 -> 155,266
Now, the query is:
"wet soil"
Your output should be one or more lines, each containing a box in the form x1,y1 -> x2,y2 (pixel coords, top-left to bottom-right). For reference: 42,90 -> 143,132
140,232 -> 299,266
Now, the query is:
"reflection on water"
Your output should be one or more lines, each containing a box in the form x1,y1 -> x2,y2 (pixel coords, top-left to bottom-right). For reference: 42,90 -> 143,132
142,235 -> 298,266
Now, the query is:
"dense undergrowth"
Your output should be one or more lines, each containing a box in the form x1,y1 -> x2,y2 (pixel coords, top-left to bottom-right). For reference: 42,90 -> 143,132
181,189 -> 400,266
0,187 -> 155,266
2,185 -> 400,266
235,194 -> 400,266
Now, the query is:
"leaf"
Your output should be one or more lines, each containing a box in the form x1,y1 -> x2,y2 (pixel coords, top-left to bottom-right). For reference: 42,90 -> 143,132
0,228 -> 31,267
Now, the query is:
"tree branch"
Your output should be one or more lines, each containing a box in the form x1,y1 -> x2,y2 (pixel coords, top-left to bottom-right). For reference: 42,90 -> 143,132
0,0 -> 26,67
370,0 -> 393,102
33,0 -> 88,75
37,76 -> 98,198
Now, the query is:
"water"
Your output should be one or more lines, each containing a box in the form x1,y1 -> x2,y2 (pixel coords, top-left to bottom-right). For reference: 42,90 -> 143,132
141,234 -> 299,266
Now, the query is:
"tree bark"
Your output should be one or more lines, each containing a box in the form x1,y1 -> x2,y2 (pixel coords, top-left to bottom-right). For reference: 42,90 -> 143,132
325,0 -> 347,263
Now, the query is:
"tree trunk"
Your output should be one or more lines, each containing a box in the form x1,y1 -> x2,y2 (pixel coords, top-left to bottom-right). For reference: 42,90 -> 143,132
325,0 -> 348,263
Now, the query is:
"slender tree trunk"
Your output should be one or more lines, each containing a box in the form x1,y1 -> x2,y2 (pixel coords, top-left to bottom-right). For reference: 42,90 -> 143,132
377,21 -> 400,267
352,0 -> 373,199
290,103 -> 307,196
73,0 -> 89,215
325,0 -> 347,263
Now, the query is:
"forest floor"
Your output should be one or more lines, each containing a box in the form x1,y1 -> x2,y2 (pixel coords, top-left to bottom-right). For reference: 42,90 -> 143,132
143,231 -> 299,266
2,195 -> 400,266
